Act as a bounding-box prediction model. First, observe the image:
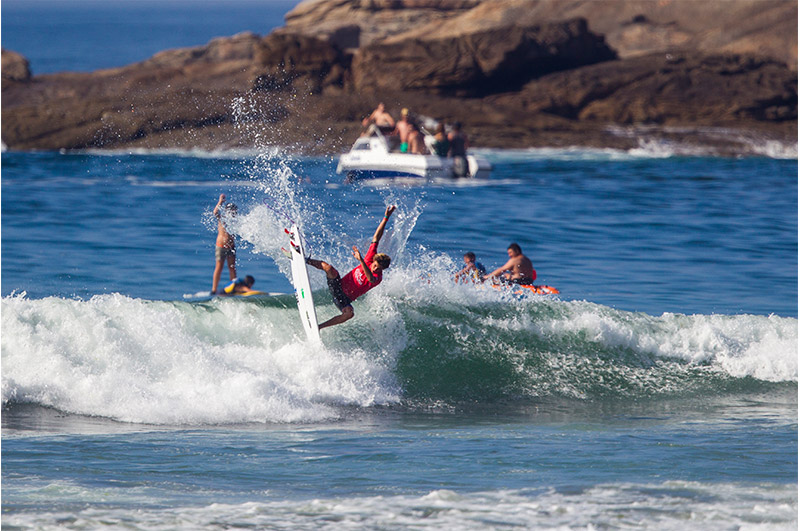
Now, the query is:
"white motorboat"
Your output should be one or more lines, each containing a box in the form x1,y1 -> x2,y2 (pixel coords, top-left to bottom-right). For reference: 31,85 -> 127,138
336,126 -> 492,182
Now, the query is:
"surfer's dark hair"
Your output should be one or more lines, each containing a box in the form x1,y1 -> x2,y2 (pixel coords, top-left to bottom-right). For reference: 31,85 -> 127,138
244,275 -> 255,286
464,252 -> 476,261
374,253 -> 391,269
508,243 -> 522,254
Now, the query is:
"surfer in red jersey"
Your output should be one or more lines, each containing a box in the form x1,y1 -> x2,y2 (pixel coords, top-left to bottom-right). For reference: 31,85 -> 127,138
305,205 -> 396,329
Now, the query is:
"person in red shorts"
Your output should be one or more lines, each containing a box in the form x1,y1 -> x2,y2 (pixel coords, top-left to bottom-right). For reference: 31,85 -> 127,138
306,205 -> 396,330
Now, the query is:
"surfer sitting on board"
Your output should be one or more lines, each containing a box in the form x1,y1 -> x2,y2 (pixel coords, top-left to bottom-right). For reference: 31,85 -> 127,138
219,275 -> 258,296
306,205 -> 396,329
482,243 -> 536,285
212,194 -> 238,294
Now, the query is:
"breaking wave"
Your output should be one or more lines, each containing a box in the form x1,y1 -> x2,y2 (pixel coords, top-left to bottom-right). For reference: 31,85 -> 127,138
2,270 -> 795,425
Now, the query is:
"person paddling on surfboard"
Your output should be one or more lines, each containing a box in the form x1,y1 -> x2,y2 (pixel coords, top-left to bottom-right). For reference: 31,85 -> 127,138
219,275 -> 258,296
305,205 -> 396,329
482,243 -> 536,285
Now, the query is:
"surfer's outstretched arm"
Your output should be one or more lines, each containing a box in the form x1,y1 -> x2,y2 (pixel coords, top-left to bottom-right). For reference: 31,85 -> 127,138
483,259 -> 513,281
371,205 -> 396,245
352,246 -> 377,284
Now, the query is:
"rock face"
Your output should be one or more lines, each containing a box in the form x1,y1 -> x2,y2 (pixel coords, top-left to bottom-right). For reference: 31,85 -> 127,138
1,48 -> 31,84
351,18 -> 616,95
1,0 -> 796,154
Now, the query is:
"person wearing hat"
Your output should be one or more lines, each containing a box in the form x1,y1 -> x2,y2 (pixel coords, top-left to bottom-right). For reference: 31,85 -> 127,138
392,108 -> 414,153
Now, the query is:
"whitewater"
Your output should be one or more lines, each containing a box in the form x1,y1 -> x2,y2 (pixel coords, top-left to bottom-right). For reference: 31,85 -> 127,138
2,270 -> 796,426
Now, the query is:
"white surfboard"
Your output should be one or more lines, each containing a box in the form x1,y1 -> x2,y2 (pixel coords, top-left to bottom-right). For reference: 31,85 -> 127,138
286,224 -> 321,343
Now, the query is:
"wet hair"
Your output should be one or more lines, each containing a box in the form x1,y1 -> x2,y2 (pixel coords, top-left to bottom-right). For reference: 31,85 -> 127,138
508,243 -> 522,254
244,275 -> 255,287
374,253 -> 391,269
224,203 -> 238,215
464,252 -> 476,261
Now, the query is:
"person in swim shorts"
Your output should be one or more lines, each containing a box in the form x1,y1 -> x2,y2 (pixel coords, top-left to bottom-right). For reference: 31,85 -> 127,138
305,205 -> 396,330
212,193 -> 238,294
392,108 -> 413,153
483,243 -> 537,285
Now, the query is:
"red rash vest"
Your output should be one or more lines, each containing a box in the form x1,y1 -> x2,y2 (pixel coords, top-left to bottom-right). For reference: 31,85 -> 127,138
340,242 -> 382,301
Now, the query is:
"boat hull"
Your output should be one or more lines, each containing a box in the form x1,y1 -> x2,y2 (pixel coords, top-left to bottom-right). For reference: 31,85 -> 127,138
336,132 -> 491,181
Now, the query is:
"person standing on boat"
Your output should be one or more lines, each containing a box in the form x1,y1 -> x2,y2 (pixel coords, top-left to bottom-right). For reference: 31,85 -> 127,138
482,243 -> 537,285
448,121 -> 469,177
361,102 -> 395,135
407,122 -> 426,154
392,108 -> 414,153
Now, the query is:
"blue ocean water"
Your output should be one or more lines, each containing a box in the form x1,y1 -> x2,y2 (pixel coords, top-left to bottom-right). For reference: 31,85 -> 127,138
1,0 -> 299,74
2,147 -> 797,528
2,1 -> 798,529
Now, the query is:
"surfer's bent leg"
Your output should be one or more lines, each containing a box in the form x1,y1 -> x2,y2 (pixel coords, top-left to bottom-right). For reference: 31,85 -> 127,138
319,306 -> 354,330
306,258 -> 339,280
318,274 -> 354,330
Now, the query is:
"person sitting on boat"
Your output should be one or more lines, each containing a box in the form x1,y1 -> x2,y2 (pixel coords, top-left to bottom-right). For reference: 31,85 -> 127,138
482,243 -> 536,285
392,108 -> 414,153
361,102 -> 395,135
448,121 -> 469,177
454,252 -> 486,283
220,275 -> 257,295
431,123 -> 450,157
305,206 -> 396,329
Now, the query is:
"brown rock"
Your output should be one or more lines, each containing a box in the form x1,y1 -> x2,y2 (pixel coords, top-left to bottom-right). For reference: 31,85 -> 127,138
351,17 -> 615,95
283,0 -> 481,47
497,52 -> 797,125
1,48 -> 31,85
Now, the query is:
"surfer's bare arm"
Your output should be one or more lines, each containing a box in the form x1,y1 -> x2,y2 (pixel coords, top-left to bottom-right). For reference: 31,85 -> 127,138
371,205 -> 396,244
454,263 -> 473,280
353,246 -> 377,284
484,259 -> 512,280
213,194 -> 226,218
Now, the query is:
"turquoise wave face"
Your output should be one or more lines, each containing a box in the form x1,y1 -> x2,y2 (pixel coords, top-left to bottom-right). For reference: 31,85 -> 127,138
393,296 -> 796,402
3,285 -> 795,424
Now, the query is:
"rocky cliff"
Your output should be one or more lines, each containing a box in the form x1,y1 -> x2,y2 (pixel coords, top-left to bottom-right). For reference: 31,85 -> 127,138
2,0 -> 796,155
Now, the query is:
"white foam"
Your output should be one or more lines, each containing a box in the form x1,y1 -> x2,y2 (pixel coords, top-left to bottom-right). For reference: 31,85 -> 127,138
1,293 -> 400,424
535,302 -> 798,383
2,481 -> 795,530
